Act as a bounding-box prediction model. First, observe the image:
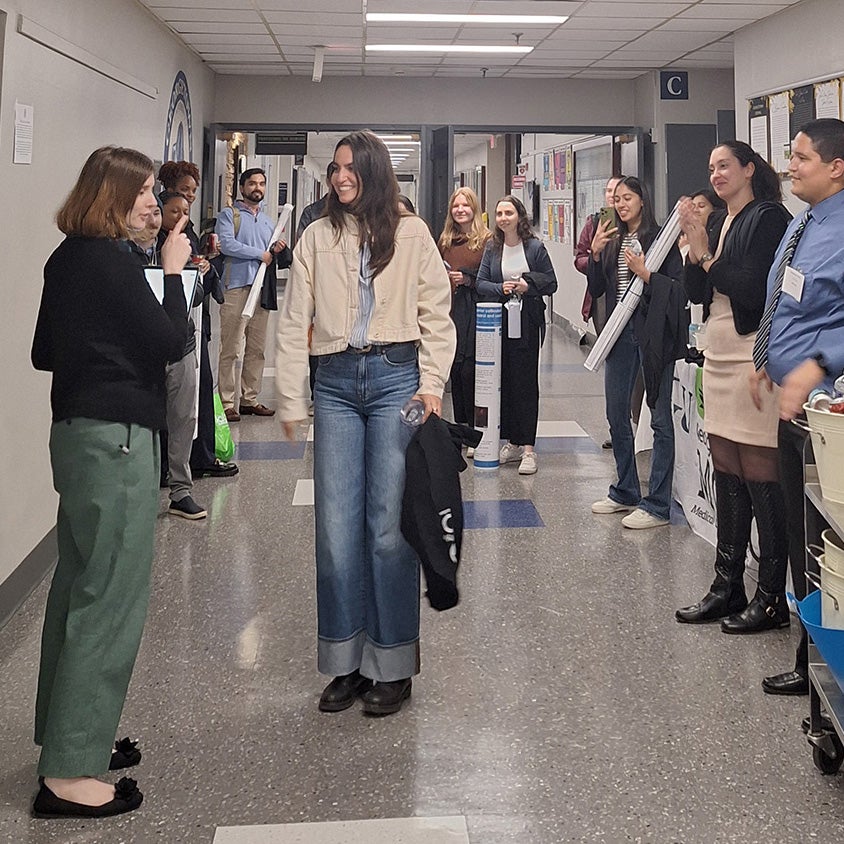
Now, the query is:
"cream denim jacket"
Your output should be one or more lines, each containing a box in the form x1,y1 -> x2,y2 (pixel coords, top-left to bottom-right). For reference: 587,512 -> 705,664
276,214 -> 456,422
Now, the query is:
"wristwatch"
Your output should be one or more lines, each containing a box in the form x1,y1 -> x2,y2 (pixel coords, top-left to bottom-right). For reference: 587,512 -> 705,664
698,250 -> 713,264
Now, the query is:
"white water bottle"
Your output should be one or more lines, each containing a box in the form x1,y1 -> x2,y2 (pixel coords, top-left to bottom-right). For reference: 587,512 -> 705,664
505,275 -> 522,339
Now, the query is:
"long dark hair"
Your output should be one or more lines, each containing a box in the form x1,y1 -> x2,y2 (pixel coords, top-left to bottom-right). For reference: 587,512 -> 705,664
600,176 -> 658,271
614,176 -> 658,238
714,141 -> 782,202
491,195 -> 534,249
325,130 -> 400,278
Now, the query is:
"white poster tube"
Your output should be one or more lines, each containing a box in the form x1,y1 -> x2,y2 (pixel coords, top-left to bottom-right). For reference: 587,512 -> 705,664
241,203 -> 294,319
473,303 -> 502,468
583,202 -> 682,372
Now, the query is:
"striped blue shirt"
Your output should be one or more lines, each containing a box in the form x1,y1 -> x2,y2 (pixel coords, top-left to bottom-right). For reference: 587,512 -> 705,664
349,244 -> 374,348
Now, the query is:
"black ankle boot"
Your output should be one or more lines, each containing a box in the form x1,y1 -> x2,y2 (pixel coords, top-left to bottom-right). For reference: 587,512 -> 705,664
676,589 -> 748,623
318,670 -> 372,712
721,588 -> 790,633
360,678 -> 412,716
676,472 -> 751,624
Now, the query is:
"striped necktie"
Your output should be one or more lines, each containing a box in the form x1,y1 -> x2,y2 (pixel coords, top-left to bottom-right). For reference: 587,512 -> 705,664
752,212 -> 811,371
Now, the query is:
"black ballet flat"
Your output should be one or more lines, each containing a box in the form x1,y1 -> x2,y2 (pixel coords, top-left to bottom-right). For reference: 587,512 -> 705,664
32,776 -> 143,819
109,737 -> 142,770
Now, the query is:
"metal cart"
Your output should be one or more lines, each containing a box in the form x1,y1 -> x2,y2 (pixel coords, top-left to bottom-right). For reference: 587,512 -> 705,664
804,469 -> 844,774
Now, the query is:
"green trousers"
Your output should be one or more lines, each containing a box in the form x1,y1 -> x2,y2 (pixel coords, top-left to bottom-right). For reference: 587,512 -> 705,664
35,418 -> 159,777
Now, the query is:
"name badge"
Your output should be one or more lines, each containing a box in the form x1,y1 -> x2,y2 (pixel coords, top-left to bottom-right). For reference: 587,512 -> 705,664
782,265 -> 805,302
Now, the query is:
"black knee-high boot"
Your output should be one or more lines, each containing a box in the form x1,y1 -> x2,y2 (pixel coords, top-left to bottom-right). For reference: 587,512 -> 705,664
676,471 -> 751,623
721,479 -> 790,634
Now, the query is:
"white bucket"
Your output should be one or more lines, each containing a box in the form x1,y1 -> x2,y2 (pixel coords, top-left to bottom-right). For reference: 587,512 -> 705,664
818,554 -> 844,630
804,404 -> 844,505
823,529 -> 844,575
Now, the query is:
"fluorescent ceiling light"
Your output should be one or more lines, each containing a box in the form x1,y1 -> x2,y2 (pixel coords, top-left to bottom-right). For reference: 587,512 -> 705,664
367,44 -> 533,54
377,134 -> 416,141
367,14 -> 567,24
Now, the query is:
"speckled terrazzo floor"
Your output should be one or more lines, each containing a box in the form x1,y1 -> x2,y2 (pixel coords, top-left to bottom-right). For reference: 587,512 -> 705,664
1,325 -> 842,843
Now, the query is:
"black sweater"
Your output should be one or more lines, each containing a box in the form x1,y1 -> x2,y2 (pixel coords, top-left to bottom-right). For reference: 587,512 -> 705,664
683,200 -> 792,335
31,237 -> 189,429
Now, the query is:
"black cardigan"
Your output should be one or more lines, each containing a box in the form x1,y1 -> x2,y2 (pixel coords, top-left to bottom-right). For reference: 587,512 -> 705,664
32,237 -> 189,430
476,237 -> 558,346
684,200 -> 792,335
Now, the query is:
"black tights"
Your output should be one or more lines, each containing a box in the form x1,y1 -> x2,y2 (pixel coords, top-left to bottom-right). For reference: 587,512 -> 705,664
708,434 -> 780,484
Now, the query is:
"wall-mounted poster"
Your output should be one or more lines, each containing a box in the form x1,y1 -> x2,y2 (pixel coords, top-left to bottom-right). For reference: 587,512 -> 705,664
815,79 -> 841,119
768,91 -> 792,174
790,85 -> 815,137
748,97 -> 769,162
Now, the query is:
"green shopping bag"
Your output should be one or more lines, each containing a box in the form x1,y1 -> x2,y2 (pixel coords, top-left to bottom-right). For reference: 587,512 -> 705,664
214,392 -> 235,461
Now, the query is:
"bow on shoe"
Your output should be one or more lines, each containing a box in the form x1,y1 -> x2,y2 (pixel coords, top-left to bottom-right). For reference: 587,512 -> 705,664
114,777 -> 140,801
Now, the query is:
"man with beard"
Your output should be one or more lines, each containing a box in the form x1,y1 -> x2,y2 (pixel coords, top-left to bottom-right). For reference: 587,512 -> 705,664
216,168 -> 291,421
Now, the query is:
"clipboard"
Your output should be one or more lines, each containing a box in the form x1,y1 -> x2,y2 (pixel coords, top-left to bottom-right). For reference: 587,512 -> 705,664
144,266 -> 200,310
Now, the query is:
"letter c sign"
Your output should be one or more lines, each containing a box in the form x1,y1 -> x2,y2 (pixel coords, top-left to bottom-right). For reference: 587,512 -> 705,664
660,70 -> 688,100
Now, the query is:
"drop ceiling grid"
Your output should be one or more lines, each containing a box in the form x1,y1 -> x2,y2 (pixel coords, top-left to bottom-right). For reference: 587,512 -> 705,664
138,0 -> 802,78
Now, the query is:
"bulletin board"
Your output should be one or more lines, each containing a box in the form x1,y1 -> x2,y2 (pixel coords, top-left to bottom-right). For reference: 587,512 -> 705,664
747,76 -> 843,173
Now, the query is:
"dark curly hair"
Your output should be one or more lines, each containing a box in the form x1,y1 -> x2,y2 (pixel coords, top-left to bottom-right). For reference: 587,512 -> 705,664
158,160 -> 201,190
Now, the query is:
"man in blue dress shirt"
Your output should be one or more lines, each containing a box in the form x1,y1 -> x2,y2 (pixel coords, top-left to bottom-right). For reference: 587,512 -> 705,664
750,118 -> 844,697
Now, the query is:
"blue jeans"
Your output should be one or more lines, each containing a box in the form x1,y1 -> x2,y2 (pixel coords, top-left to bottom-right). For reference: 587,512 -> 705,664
604,323 -> 676,520
313,344 -> 421,682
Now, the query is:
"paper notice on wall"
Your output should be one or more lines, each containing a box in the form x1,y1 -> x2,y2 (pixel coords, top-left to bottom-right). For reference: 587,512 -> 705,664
750,116 -> 769,163
14,102 -> 34,164
815,79 -> 841,119
768,91 -> 792,174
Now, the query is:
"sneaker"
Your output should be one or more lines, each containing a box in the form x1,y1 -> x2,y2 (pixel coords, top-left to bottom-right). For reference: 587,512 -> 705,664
591,497 -> 636,514
499,443 -> 523,464
621,508 -> 669,529
466,447 -> 475,459
168,496 -> 207,520
518,452 -> 537,475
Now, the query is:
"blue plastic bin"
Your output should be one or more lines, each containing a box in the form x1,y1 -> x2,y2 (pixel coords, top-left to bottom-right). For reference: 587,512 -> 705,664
793,590 -> 844,691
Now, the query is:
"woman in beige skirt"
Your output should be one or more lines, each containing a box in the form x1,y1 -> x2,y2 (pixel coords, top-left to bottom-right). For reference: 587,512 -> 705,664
675,141 -> 792,633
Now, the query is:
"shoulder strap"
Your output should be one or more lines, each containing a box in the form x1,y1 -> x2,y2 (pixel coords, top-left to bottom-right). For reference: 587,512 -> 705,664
232,207 -> 241,237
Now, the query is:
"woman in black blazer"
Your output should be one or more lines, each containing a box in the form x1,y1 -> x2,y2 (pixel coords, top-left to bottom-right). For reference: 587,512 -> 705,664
477,195 -> 557,475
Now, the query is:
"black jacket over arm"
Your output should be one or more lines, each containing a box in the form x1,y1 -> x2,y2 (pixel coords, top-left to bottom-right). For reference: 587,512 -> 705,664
683,200 -> 792,335
401,416 -> 481,611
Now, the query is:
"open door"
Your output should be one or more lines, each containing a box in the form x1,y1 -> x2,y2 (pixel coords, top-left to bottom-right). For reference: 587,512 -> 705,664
420,125 -> 453,236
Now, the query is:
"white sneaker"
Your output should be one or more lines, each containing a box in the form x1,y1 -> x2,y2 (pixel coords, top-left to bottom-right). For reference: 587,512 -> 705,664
622,508 -> 670,529
518,452 -> 537,475
591,497 -> 636,515
466,447 -> 475,459
499,443 -> 523,464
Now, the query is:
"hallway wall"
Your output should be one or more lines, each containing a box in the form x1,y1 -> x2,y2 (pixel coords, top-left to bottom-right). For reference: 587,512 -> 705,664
0,0 -> 215,592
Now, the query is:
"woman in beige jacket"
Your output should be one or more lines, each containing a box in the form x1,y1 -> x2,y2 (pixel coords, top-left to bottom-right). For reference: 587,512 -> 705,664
276,130 -> 455,716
